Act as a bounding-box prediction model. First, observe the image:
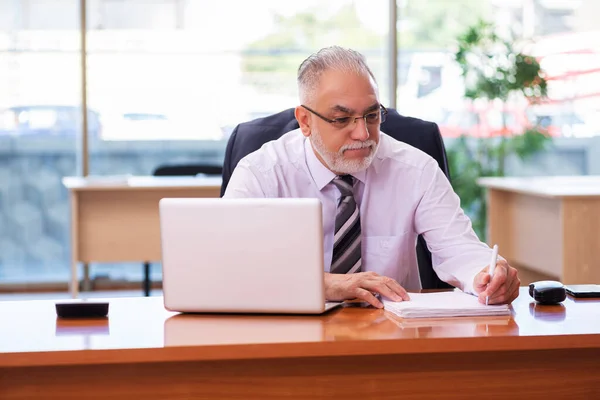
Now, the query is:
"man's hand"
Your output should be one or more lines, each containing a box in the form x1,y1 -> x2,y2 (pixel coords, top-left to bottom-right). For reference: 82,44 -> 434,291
324,271 -> 410,308
473,258 -> 520,305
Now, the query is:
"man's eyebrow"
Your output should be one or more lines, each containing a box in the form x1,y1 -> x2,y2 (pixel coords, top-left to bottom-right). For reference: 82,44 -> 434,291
363,103 -> 380,113
329,103 -> 379,114
330,105 -> 353,114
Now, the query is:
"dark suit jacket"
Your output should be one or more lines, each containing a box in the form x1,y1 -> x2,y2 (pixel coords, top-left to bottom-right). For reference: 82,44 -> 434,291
220,107 -> 453,289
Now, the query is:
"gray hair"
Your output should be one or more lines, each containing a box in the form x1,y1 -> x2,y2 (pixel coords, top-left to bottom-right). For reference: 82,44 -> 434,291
297,46 -> 377,104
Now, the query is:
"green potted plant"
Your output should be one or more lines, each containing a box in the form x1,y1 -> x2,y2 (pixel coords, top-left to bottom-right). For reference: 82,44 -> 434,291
447,19 -> 551,240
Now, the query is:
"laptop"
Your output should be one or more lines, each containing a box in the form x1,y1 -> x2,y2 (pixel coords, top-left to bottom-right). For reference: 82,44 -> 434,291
158,197 -> 342,314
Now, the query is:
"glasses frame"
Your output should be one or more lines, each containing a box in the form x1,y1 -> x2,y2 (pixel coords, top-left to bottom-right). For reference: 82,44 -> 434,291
301,104 -> 388,129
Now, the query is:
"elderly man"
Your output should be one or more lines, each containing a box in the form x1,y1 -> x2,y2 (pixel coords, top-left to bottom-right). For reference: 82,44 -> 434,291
224,46 -> 520,308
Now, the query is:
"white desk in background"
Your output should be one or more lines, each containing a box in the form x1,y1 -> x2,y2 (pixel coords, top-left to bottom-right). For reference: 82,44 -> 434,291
478,175 -> 600,284
62,176 -> 222,298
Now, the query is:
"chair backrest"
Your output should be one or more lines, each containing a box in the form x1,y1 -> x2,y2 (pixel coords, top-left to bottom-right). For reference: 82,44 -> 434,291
220,107 -> 453,290
153,164 -> 223,177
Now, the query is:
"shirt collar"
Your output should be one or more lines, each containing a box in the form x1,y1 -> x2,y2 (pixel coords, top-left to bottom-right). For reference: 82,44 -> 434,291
304,137 -> 367,191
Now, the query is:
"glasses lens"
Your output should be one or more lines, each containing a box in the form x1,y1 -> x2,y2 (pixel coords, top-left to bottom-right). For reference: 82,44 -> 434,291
331,117 -> 351,129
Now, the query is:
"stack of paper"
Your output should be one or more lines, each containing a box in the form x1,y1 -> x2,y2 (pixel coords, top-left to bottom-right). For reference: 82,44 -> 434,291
382,291 -> 511,319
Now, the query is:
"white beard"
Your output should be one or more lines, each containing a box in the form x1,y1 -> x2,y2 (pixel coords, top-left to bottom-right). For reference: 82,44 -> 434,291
310,127 -> 379,174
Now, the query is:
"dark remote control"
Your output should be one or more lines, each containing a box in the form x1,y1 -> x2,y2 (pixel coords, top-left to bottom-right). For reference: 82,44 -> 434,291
55,302 -> 109,318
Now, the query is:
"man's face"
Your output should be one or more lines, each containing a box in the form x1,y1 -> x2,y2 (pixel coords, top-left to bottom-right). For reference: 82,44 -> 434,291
296,69 -> 381,175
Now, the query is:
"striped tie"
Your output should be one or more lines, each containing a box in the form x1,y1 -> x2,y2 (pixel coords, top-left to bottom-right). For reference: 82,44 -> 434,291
330,175 -> 361,274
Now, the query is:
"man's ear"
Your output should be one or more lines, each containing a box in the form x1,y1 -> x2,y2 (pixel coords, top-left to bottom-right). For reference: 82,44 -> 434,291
295,106 -> 311,137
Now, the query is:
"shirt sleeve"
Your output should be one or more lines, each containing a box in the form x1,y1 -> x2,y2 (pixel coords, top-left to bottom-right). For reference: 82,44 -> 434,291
414,158 -> 493,295
222,159 -> 267,198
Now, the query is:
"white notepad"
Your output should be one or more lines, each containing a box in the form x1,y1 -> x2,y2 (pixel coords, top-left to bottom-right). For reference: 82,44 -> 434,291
382,291 -> 511,319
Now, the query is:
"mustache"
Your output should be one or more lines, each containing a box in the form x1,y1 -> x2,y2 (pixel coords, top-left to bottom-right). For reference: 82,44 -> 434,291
340,140 -> 377,153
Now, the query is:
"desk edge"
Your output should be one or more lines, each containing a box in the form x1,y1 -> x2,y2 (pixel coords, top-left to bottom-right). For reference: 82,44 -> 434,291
2,334 -> 599,368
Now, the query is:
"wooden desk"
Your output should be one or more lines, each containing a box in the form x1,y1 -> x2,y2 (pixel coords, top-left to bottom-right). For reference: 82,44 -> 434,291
62,176 -> 222,298
1,288 -> 599,399
478,176 -> 600,284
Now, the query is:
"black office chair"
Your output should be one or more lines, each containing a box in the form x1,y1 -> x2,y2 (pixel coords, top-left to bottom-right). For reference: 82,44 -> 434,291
141,163 -> 223,296
220,108 -> 453,290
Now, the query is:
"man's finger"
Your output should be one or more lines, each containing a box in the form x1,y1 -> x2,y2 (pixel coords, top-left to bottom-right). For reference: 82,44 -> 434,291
474,269 -> 491,291
504,284 -> 519,304
485,286 -> 508,304
486,272 -> 521,304
354,287 -> 383,308
509,282 -> 520,303
484,263 -> 508,297
488,283 -> 519,304
492,271 -> 520,304
365,276 -> 409,301
383,277 -> 410,301
362,279 -> 404,302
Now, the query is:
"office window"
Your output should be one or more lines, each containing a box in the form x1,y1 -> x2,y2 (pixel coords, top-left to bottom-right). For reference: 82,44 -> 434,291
396,0 -> 600,139
0,0 -> 80,284
83,0 -> 389,284
0,0 -> 389,286
84,0 -> 389,177
3,0 -> 597,289
85,0 -> 389,143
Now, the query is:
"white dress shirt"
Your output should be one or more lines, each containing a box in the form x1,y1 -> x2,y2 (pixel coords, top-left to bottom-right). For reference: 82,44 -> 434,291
224,128 -> 493,294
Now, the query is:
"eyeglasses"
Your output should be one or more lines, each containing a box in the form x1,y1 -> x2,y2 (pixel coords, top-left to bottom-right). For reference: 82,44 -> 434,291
301,104 -> 388,130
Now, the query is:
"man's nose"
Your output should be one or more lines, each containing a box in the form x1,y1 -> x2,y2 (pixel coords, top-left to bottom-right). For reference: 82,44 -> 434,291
349,117 -> 369,141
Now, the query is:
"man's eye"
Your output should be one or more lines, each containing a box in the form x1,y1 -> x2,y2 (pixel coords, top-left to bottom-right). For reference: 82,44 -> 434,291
365,112 -> 380,122
331,117 -> 350,126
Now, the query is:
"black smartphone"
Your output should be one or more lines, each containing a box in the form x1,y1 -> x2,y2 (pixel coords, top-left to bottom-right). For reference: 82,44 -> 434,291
564,284 -> 600,299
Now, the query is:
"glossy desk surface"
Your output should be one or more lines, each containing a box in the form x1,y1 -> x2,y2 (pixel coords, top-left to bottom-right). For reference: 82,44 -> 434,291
1,288 -> 599,368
